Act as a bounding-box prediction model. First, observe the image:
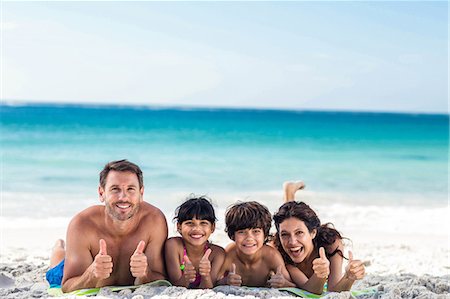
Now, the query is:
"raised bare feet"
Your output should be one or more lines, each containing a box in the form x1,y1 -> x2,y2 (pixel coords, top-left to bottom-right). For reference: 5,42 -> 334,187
283,181 -> 305,202
50,239 -> 66,268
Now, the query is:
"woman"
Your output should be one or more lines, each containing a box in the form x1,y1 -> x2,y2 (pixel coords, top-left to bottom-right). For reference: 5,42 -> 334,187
273,181 -> 365,294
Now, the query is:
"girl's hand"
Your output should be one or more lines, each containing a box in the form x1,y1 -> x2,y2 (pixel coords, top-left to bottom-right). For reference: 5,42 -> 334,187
198,248 -> 212,277
344,251 -> 365,281
267,265 -> 286,288
182,255 -> 197,283
312,247 -> 330,279
227,263 -> 242,286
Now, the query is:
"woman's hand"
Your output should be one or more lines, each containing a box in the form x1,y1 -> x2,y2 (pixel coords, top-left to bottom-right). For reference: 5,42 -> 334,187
312,247 -> 330,279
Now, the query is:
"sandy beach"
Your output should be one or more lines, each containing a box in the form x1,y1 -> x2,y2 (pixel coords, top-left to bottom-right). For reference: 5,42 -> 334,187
1,203 -> 449,299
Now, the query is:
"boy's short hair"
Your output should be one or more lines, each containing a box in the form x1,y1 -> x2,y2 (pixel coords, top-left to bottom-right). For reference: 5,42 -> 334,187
225,201 -> 272,241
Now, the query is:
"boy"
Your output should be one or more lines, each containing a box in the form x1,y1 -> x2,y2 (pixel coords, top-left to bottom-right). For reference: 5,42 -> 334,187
218,201 -> 293,288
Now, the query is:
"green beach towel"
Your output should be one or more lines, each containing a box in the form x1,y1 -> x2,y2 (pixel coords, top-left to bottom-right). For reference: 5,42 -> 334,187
278,287 -> 378,298
47,279 -> 172,297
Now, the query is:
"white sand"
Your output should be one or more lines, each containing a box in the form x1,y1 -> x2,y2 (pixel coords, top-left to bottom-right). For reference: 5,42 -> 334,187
1,202 -> 449,298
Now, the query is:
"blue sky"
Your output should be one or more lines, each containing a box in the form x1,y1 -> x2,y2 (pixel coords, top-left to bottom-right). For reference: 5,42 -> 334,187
2,1 -> 448,113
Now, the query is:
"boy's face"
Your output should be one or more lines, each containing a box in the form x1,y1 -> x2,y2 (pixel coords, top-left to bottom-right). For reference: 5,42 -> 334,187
233,227 -> 265,256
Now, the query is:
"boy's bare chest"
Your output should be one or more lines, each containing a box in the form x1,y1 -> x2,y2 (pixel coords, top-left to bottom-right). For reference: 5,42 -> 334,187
236,262 -> 271,287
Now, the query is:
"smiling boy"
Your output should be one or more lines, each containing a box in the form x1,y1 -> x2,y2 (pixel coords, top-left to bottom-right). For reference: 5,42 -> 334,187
217,201 -> 293,288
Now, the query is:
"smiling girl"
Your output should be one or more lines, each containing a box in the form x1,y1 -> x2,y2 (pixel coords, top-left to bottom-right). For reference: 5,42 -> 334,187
165,196 -> 225,288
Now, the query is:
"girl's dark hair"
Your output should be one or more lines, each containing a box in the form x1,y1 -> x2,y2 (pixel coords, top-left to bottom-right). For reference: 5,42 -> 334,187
273,201 -> 345,265
173,195 -> 217,224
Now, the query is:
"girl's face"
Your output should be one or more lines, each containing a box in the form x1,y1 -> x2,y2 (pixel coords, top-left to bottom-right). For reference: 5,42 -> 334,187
177,218 -> 215,246
278,217 -> 316,264
233,227 -> 265,256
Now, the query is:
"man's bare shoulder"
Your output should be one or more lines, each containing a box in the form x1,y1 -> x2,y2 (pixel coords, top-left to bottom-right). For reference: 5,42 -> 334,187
68,205 -> 104,229
140,202 -> 166,221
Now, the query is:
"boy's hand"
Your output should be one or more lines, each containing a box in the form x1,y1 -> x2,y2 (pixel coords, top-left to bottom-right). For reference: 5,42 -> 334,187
344,251 -> 365,281
267,265 -> 286,288
312,247 -> 330,279
92,239 -> 113,280
227,263 -> 242,286
183,255 -> 197,283
130,240 -> 148,278
198,248 -> 212,277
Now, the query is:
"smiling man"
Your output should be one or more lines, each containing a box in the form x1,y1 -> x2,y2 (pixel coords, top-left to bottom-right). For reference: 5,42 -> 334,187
55,160 -> 167,292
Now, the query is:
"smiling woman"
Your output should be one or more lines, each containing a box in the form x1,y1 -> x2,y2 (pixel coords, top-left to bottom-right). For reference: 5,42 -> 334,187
273,182 -> 365,294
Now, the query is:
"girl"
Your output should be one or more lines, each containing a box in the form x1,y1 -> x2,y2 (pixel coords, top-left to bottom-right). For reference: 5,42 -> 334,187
165,196 -> 225,288
273,182 -> 365,294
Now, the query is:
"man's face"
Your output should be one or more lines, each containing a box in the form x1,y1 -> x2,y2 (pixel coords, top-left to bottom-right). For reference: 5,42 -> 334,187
99,170 -> 143,221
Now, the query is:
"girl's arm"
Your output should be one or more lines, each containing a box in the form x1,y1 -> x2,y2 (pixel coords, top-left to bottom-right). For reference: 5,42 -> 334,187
199,245 -> 225,288
164,238 -> 191,287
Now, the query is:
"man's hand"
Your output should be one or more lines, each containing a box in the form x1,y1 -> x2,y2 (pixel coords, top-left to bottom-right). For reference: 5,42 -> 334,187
130,241 -> 148,278
312,247 -> 330,279
93,239 -> 113,279
267,265 -> 286,288
198,249 -> 212,277
344,251 -> 365,281
227,263 -> 242,286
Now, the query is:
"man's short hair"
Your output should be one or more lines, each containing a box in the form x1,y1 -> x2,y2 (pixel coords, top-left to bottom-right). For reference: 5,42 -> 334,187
99,159 -> 143,189
225,201 -> 272,241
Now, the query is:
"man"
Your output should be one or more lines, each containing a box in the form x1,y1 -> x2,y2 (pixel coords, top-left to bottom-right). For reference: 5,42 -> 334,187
47,160 -> 168,292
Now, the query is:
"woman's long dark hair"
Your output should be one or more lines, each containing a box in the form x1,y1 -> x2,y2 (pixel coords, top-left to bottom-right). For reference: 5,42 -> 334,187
273,201 -> 346,265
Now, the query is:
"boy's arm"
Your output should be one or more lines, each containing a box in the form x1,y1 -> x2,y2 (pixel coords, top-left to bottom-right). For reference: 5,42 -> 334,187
266,247 -> 294,288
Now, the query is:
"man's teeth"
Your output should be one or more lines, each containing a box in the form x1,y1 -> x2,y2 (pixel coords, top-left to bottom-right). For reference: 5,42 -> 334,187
117,204 -> 131,209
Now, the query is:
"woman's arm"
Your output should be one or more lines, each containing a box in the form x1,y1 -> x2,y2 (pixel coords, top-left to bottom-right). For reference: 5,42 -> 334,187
286,264 -> 327,294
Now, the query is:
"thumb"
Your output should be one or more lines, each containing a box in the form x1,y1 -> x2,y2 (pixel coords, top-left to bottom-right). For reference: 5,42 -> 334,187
201,248 -> 212,261
99,239 -> 107,255
348,250 -> 354,261
276,265 -> 282,275
319,247 -> 326,260
134,240 -> 145,254
184,254 -> 192,265
230,263 -> 236,274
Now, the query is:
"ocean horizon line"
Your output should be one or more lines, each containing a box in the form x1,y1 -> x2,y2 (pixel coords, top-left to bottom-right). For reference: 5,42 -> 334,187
1,100 -> 448,117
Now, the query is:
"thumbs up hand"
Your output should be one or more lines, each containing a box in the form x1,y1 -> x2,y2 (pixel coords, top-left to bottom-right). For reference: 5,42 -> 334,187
130,240 -> 148,278
267,265 -> 286,288
182,255 -> 197,284
93,239 -> 113,279
227,263 -> 242,286
198,248 -> 212,277
312,247 -> 330,279
344,251 -> 365,281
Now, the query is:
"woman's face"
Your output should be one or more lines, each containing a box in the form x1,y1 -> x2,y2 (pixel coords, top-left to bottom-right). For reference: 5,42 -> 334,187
278,217 -> 316,264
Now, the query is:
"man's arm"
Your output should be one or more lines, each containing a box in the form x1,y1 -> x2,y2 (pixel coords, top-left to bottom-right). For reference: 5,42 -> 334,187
61,218 -> 113,292
134,211 -> 168,285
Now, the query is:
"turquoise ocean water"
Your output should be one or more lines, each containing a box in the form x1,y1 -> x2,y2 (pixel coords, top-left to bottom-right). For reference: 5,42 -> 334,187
1,103 -> 448,220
